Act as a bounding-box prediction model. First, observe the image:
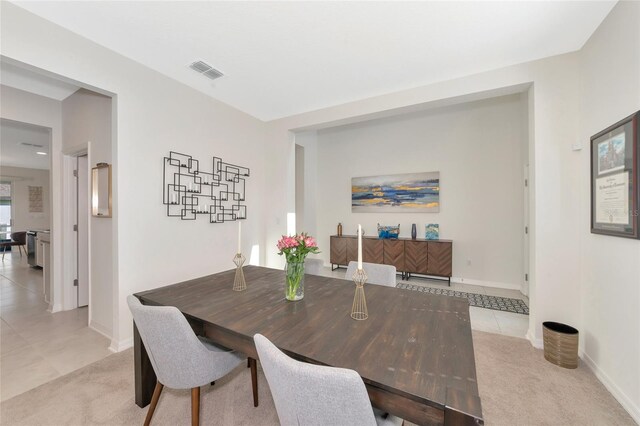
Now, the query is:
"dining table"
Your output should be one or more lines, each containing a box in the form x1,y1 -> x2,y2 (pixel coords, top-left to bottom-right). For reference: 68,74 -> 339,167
133,265 -> 483,426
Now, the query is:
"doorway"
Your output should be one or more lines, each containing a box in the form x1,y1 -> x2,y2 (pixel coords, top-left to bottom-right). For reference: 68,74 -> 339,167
295,144 -> 305,233
0,181 -> 12,246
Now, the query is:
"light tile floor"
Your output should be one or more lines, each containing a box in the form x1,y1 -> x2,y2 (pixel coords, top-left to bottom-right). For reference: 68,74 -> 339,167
317,266 -> 531,339
0,251 -> 111,402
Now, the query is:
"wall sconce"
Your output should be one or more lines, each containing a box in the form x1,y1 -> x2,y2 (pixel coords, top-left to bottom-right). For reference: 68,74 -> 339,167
92,162 -> 112,217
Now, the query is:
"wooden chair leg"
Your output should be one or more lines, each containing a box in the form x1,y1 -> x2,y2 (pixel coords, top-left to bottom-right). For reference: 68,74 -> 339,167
247,359 -> 250,368
191,387 -> 200,426
143,381 -> 164,426
249,357 -> 258,407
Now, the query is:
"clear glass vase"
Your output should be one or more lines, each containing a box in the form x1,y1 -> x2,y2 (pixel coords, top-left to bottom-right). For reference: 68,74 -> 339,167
285,261 -> 305,301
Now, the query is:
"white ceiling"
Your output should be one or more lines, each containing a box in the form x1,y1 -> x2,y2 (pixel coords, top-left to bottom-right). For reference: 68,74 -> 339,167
14,1 -> 615,121
1,61 -> 79,101
0,120 -> 51,170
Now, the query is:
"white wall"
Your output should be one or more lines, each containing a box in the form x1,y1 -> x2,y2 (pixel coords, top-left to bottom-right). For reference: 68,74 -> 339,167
62,88 -> 113,337
314,94 -> 526,288
0,85 -> 64,311
0,166 -> 50,233
1,3 -> 268,350
578,1 -> 640,421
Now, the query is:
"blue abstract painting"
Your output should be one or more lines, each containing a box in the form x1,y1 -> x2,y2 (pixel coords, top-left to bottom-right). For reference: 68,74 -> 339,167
425,224 -> 439,240
352,172 -> 440,213
377,224 -> 400,239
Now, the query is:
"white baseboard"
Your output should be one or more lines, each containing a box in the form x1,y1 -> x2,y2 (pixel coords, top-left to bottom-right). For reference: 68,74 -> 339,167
47,303 -> 62,313
451,276 -> 520,291
526,329 -> 543,349
109,337 -> 133,353
89,320 -> 112,340
579,350 -> 640,424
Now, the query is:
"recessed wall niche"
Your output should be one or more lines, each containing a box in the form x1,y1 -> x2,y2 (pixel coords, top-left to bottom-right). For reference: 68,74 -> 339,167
162,151 -> 250,223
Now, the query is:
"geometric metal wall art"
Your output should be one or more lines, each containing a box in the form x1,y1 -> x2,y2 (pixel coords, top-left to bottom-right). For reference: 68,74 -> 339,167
163,151 -> 250,222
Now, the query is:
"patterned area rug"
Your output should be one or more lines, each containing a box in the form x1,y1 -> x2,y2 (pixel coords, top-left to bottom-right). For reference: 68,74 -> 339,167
396,283 -> 529,315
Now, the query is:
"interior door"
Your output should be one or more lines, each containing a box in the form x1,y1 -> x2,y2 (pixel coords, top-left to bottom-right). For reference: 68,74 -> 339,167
77,155 -> 89,307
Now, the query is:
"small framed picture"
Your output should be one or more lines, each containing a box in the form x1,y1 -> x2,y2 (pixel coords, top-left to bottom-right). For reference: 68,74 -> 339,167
590,111 -> 640,238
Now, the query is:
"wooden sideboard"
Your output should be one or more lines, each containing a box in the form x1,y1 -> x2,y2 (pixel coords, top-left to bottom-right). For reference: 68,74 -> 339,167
330,235 -> 452,284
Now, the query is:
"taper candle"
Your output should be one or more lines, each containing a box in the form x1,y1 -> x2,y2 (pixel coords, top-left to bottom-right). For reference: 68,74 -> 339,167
237,221 -> 242,254
358,224 -> 363,269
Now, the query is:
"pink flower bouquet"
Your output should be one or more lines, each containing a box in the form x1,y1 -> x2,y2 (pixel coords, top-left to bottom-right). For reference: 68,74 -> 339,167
277,233 -> 320,301
276,233 -> 320,264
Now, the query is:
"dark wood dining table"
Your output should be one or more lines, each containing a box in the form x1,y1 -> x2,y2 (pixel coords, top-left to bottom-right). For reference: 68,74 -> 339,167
133,265 -> 483,426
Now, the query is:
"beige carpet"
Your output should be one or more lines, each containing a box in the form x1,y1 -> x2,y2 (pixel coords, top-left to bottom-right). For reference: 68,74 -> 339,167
0,331 -> 634,425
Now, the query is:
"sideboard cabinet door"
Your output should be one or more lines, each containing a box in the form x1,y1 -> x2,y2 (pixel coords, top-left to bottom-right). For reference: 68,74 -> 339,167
363,239 -> 383,264
405,241 -> 429,274
427,242 -> 452,277
330,236 -> 347,266
383,240 -> 405,271
346,237 -> 358,265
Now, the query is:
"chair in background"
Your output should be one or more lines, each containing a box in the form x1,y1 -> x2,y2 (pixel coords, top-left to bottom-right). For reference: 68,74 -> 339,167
254,333 -> 402,426
127,296 -> 258,426
345,261 -> 397,287
0,231 -> 27,261
305,258 -> 324,276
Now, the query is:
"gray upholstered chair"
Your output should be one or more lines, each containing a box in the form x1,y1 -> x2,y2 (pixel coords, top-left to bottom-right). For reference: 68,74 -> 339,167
1,231 -> 27,260
305,258 -> 324,276
345,261 -> 397,287
254,333 -> 402,426
127,295 -> 257,426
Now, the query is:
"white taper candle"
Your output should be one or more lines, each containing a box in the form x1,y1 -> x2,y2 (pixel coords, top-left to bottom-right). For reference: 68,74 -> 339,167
238,221 -> 242,254
358,224 -> 363,270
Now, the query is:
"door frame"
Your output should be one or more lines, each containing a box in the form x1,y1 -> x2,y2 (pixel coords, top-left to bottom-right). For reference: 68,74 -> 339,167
522,164 -> 530,296
61,145 -> 92,319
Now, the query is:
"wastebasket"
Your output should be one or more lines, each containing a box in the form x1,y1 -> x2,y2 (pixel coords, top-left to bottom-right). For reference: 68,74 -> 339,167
542,321 -> 579,369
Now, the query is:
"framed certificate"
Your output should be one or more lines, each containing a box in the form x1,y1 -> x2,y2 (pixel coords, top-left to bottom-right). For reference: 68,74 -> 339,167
590,111 -> 639,238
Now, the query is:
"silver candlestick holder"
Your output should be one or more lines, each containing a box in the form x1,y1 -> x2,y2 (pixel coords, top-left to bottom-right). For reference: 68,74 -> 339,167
351,268 -> 368,320
233,253 -> 246,291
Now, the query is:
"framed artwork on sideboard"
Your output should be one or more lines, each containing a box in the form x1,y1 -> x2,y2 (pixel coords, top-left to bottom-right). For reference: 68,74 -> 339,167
590,111 -> 640,239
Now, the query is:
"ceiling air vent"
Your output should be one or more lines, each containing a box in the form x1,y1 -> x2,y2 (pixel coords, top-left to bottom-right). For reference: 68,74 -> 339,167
189,60 -> 223,81
20,142 -> 44,148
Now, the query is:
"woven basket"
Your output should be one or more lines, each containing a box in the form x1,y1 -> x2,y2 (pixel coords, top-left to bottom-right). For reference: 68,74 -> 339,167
542,322 -> 579,369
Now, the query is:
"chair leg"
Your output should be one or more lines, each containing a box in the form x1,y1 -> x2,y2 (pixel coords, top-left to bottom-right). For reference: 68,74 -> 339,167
249,357 -> 258,407
247,359 -> 250,368
143,381 -> 164,426
191,387 -> 200,426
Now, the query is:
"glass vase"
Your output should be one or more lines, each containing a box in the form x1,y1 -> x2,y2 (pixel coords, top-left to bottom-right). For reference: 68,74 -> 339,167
285,261 -> 305,301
